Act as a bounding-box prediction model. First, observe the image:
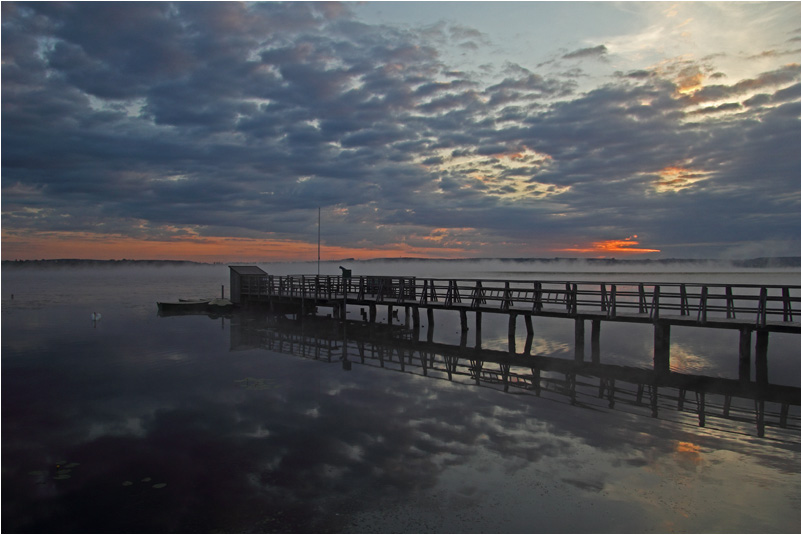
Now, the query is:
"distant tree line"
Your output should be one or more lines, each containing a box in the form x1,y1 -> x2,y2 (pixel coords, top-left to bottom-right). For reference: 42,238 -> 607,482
2,259 -> 206,268
2,256 -> 799,269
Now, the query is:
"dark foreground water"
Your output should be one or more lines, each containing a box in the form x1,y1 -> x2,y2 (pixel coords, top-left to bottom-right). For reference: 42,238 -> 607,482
2,262 -> 800,533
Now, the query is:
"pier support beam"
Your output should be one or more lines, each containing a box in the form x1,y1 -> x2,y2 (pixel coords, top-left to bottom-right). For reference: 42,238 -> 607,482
426,308 -> 434,343
509,313 -> 517,354
475,311 -> 483,349
524,315 -> 533,356
574,318 -> 585,361
459,309 -> 468,333
591,320 -> 601,364
654,323 -> 671,375
369,304 -> 377,323
755,330 -> 769,385
738,328 -> 751,382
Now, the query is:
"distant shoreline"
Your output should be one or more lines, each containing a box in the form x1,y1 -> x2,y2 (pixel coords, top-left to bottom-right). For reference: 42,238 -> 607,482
2,257 -> 800,269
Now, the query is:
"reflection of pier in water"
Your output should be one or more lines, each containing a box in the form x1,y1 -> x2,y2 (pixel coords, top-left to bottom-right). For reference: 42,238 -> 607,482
229,269 -> 800,386
230,314 -> 800,440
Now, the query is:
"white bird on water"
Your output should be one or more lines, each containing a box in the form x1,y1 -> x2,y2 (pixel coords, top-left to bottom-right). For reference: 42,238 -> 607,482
91,312 -> 102,326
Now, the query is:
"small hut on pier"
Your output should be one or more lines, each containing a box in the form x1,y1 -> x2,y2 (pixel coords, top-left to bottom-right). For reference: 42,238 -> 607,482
229,265 -> 267,304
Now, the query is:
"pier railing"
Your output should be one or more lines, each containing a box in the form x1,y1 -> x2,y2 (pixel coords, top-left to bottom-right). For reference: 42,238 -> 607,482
238,274 -> 800,329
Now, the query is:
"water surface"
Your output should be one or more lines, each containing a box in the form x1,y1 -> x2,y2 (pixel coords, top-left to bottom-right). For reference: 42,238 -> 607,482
2,262 -> 799,533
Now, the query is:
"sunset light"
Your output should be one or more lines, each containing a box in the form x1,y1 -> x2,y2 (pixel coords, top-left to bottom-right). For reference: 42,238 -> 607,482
557,235 -> 661,256
0,229 -> 472,262
653,166 -> 711,193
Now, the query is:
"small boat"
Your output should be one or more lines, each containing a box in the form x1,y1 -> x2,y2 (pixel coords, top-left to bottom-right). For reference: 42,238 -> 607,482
157,298 -> 233,315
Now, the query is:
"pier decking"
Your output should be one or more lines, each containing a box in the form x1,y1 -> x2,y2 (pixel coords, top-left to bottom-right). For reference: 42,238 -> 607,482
229,267 -> 800,384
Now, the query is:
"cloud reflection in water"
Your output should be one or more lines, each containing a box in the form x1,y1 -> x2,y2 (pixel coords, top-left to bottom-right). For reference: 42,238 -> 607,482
2,298 -> 799,533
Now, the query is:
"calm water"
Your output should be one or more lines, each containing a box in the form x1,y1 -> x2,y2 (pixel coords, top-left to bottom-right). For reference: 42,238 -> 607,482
2,262 -> 800,533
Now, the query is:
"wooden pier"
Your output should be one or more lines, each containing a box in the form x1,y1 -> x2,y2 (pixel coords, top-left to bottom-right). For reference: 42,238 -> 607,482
229,267 -> 800,384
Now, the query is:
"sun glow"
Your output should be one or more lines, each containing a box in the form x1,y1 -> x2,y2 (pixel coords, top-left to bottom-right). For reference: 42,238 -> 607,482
557,235 -> 661,255
653,165 -> 711,193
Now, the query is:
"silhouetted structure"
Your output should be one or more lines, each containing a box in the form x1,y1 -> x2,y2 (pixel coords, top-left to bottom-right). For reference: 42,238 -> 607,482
229,269 -> 800,386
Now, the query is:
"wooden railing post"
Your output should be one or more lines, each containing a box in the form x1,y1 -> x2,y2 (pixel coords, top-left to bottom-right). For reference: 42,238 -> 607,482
501,282 -> 513,311
608,284 -> 617,318
726,286 -> 735,319
471,281 -> 485,309
650,285 -> 660,321
600,283 -> 608,312
756,287 -> 767,328
638,283 -> 647,314
533,282 -> 543,313
680,284 -> 689,316
571,284 -> 578,315
697,286 -> 708,324
782,287 -> 793,322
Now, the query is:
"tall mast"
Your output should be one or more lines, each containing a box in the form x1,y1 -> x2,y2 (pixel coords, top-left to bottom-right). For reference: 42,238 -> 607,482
317,206 -> 321,276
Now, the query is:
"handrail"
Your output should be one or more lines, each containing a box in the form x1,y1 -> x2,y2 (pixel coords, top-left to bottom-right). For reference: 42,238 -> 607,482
241,274 -> 800,326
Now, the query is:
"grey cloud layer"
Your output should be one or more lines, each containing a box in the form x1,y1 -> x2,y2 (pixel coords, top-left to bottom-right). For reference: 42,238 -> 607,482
2,2 -> 799,257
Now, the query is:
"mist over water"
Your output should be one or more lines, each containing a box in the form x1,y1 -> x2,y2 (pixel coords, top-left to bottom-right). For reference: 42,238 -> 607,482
2,260 -> 799,533
258,257 -> 801,284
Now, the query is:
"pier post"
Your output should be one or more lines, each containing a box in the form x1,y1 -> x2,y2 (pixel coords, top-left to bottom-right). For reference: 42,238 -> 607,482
508,313 -> 517,353
654,322 -> 671,375
739,328 -> 751,382
369,304 -> 377,323
412,306 -> 420,331
591,319 -> 601,364
574,318 -> 585,361
459,309 -> 468,333
755,330 -> 769,385
427,308 -> 434,343
475,311 -> 483,349
524,315 -> 533,355
524,315 -> 533,336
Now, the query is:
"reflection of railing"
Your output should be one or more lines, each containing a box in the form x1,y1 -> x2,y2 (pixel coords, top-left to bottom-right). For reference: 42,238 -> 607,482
230,314 -> 800,440
236,274 -> 800,330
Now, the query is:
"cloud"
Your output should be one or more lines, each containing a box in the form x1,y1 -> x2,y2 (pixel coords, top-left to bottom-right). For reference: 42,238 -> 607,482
562,44 -> 608,61
1,2 -> 799,260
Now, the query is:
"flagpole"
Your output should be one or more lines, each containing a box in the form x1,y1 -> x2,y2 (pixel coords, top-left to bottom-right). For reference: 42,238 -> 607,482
317,206 -> 321,276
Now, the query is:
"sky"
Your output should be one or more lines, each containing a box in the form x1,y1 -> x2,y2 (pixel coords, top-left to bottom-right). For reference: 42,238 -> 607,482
2,1 -> 800,262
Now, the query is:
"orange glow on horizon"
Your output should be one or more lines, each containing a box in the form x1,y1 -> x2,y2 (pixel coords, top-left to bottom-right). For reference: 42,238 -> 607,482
557,235 -> 661,255
1,230 -> 472,262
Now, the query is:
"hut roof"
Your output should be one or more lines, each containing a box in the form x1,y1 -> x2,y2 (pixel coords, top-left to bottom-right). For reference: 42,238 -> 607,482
229,265 -> 266,275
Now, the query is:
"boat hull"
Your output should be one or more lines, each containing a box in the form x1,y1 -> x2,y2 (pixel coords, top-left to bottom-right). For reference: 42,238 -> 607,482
157,299 -> 234,315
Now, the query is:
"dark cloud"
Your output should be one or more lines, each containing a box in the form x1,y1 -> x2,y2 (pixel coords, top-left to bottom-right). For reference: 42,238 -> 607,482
1,2 -> 799,259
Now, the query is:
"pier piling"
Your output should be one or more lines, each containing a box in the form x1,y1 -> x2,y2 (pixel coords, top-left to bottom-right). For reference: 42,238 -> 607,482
654,323 -> 671,375
575,318 -> 585,361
